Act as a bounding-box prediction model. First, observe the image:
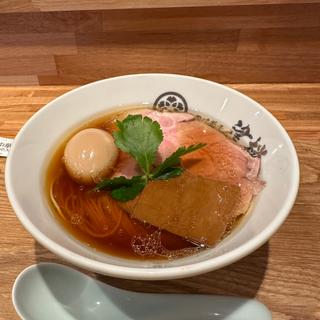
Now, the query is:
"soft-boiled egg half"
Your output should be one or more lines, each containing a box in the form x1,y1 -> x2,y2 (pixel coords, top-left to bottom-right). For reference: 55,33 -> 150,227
64,128 -> 118,185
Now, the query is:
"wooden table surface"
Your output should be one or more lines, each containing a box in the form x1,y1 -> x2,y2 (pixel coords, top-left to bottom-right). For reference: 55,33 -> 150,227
0,84 -> 319,320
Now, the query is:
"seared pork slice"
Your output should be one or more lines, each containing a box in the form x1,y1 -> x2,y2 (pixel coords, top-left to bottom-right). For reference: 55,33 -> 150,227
112,110 -> 264,217
176,120 -> 264,215
112,109 -> 194,178
120,171 -> 241,246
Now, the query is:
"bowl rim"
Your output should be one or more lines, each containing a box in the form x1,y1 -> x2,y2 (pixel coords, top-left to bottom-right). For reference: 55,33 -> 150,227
5,73 -> 300,280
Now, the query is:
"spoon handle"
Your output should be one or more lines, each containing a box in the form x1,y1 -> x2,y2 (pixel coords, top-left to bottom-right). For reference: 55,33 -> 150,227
107,290 -> 272,320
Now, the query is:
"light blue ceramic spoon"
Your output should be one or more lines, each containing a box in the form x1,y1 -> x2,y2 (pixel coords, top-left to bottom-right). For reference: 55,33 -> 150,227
13,263 -> 272,320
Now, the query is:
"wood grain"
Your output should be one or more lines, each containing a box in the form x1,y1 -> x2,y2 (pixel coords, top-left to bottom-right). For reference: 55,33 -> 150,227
101,4 -> 320,32
0,11 -> 103,34
76,30 -> 239,53
237,27 -> 320,54
0,75 -> 39,85
0,84 -> 319,320
0,4 -> 319,85
1,0 -> 320,13
0,56 -> 56,76
0,33 -> 77,57
51,48 -> 320,84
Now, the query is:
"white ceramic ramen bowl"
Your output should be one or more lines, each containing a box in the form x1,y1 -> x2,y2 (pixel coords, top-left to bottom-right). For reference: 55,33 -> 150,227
5,74 -> 299,280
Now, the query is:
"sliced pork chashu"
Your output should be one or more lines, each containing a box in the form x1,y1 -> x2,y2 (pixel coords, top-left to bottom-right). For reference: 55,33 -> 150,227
176,120 -> 264,215
111,111 -> 264,217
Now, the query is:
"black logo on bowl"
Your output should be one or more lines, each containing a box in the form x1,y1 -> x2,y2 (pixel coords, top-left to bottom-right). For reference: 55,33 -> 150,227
153,92 -> 188,112
246,137 -> 267,158
232,120 -> 267,158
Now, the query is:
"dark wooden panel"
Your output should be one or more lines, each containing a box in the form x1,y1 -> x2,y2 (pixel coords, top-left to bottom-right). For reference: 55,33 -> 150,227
0,33 -> 77,57
0,0 -> 35,13
0,3 -> 319,85
50,50 -> 320,84
238,27 -> 320,54
76,30 -> 240,53
102,4 -> 320,32
0,11 -> 102,33
0,56 -> 56,76
186,51 -> 320,83
53,50 -> 188,80
1,0 -> 320,13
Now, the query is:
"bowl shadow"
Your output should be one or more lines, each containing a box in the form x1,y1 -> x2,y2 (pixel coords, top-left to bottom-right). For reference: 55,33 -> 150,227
97,242 -> 269,297
34,241 -> 269,298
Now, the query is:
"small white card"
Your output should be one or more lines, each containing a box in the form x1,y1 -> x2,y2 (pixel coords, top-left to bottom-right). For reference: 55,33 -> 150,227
0,137 -> 13,157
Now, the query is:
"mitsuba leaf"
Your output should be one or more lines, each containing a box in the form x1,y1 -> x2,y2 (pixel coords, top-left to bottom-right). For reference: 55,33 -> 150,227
93,175 -> 143,192
111,179 -> 146,202
152,167 -> 184,180
94,175 -> 146,201
94,115 -> 206,202
113,115 -> 163,175
152,143 -> 206,178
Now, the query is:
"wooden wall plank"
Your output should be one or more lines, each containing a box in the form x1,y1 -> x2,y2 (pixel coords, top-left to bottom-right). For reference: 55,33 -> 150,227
1,4 -> 319,34
0,33 -> 77,57
237,27 -> 320,54
102,4 -> 320,32
76,30 -> 239,54
50,49 -> 320,84
0,56 -> 56,76
35,0 -> 320,12
53,49 -> 188,79
0,3 -> 319,85
0,0 -> 320,13
0,0 -> 35,13
0,11 -> 102,33
186,51 -> 320,83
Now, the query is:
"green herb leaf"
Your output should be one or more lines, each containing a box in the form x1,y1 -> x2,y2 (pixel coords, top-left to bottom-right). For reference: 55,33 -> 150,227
152,143 -> 206,178
111,178 -> 146,202
113,115 -> 163,175
93,175 -> 146,201
94,115 -> 206,202
153,167 -> 184,180
93,175 -> 142,192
